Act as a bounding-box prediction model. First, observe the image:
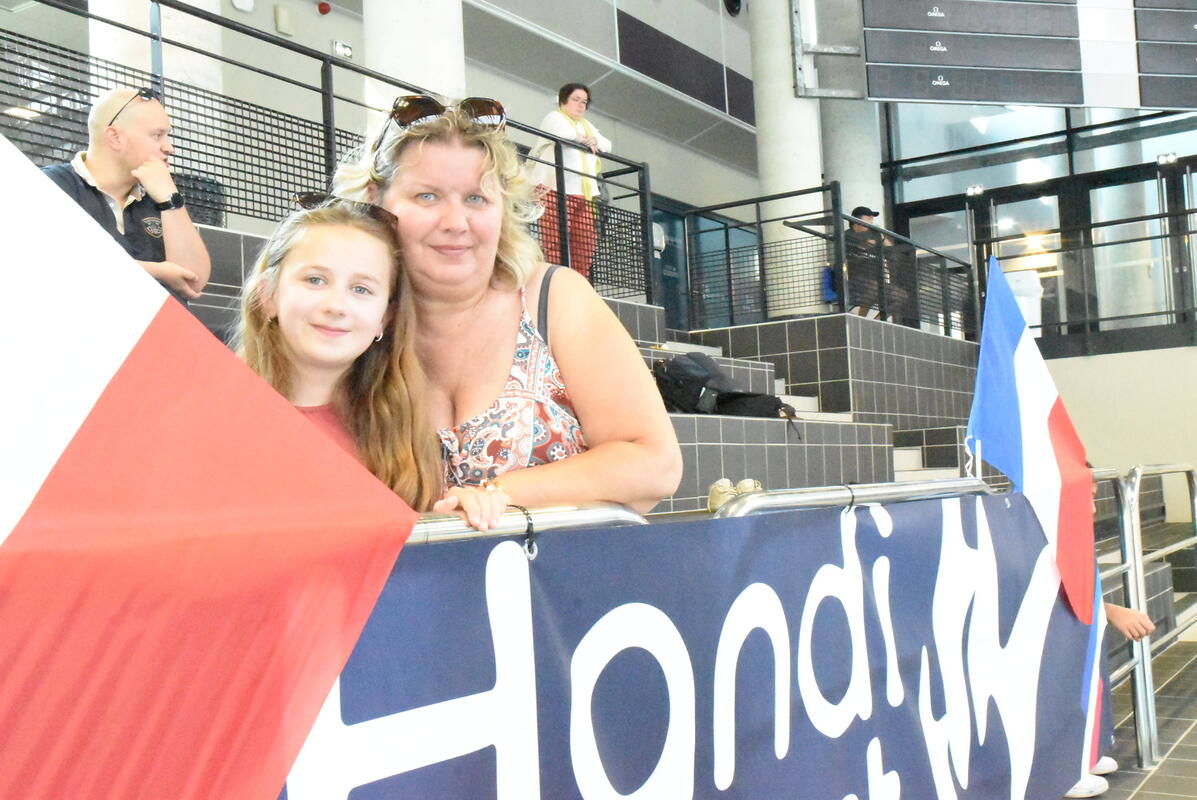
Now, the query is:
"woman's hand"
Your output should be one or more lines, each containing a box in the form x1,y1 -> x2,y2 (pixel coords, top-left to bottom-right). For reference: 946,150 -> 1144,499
432,484 -> 509,531
579,134 -> 599,153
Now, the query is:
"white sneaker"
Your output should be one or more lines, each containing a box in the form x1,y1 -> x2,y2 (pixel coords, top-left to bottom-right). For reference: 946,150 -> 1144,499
1091,756 -> 1118,776
707,478 -> 737,512
1063,773 -> 1108,798
735,478 -> 763,494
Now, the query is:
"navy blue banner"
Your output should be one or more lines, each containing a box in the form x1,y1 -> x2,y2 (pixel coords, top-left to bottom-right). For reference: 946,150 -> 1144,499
286,494 -> 1101,799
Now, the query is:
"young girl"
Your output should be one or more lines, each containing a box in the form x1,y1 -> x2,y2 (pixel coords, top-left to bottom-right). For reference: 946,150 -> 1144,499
234,198 -> 441,511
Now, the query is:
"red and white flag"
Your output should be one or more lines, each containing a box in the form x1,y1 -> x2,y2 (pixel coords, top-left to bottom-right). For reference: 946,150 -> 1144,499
0,134 -> 417,798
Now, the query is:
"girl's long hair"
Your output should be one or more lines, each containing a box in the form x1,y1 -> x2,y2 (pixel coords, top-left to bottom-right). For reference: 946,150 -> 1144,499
233,201 -> 442,510
332,105 -> 544,289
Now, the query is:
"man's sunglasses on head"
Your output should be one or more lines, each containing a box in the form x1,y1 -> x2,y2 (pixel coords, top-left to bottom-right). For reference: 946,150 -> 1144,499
107,87 -> 159,127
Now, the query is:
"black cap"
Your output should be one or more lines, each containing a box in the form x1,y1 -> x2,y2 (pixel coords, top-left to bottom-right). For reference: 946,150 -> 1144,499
851,205 -> 880,218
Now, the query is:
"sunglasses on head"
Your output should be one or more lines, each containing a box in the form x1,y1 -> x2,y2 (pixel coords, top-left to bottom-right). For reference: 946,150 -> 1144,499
107,87 -> 159,127
292,192 -> 398,227
372,95 -> 506,153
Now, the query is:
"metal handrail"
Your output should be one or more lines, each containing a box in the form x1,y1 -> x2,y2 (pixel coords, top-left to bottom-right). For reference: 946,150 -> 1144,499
1119,463 -> 1197,765
713,477 -> 995,518
843,214 -> 972,268
408,504 -> 647,545
1090,467 -> 1158,767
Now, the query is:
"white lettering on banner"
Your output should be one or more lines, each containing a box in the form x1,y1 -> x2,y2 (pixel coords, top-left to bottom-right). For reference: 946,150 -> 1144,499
712,583 -> 791,790
844,738 -> 902,800
917,497 -> 1058,800
570,604 -> 696,799
797,507 -> 874,738
286,541 -> 540,800
867,506 -> 905,709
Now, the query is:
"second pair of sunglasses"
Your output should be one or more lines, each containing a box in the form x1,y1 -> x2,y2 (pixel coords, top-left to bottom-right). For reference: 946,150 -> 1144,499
292,192 -> 397,227
373,95 -> 506,151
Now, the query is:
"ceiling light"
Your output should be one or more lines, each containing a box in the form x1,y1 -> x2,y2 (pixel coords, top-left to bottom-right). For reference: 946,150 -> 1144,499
1157,153 -> 1178,165
997,217 -> 1014,231
966,184 -> 984,197
1016,157 -> 1050,184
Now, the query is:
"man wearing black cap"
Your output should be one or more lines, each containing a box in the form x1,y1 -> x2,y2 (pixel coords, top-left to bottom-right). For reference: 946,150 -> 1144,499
844,205 -> 884,316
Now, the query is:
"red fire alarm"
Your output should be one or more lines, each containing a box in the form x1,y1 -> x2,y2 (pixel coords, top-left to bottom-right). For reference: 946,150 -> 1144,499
317,2 -> 331,14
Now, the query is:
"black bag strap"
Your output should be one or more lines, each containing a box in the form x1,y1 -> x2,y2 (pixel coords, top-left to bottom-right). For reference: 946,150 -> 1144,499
537,264 -> 562,345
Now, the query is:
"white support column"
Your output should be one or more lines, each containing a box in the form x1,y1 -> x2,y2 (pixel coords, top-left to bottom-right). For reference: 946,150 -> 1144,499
362,0 -> 466,130
748,0 -> 824,317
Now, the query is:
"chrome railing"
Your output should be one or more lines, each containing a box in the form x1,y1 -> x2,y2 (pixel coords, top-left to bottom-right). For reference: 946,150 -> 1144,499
409,503 -> 647,546
713,477 -> 993,517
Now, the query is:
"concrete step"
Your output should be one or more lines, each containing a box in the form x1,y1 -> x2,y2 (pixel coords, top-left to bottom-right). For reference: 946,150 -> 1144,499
893,467 -> 961,482
893,447 -> 923,471
781,394 -> 819,413
659,340 -> 723,357
795,410 -> 853,423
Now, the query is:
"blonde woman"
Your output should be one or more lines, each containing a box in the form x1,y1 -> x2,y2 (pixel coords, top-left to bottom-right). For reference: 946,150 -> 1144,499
333,96 -> 680,530
235,197 -> 442,511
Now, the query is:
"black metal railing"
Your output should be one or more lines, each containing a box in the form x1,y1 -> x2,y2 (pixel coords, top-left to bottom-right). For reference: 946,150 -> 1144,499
975,208 -> 1196,339
684,182 -> 979,338
0,0 -> 654,300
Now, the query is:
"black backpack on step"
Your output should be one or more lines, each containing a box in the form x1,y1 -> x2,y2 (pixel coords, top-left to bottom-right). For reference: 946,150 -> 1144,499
652,352 -> 797,421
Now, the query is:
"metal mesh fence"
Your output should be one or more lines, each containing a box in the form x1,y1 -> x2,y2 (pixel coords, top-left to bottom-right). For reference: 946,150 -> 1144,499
2,25 -> 651,299
2,27 -> 364,225
845,240 -> 976,337
689,234 -> 830,327
528,194 -> 647,300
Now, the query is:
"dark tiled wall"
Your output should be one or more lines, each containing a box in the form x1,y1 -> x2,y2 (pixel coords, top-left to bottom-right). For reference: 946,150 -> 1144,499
660,414 -> 894,513
695,313 -> 978,430
892,426 -> 1009,490
847,316 -> 977,430
191,225 -> 267,342
605,297 -> 665,345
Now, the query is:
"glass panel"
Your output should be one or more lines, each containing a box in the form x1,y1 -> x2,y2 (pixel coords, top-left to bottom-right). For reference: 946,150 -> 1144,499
1090,180 -> 1168,330
1073,111 -> 1197,173
893,102 -> 1066,160
991,196 -> 1060,332
909,210 -> 969,263
895,141 -> 1068,203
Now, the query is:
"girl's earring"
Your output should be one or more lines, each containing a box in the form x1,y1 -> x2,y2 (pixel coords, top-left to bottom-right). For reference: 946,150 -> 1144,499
374,331 -> 384,343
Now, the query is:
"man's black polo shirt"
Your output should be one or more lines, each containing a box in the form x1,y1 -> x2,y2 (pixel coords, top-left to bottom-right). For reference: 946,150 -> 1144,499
42,161 -> 186,304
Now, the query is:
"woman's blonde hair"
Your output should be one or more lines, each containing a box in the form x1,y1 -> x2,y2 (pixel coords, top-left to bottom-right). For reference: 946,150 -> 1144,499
332,105 -> 544,289
233,201 -> 442,510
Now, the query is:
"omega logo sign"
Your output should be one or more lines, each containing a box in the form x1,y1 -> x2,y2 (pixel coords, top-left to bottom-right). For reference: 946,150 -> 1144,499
932,75 -> 951,86
928,6 -> 946,17
930,40 -> 948,52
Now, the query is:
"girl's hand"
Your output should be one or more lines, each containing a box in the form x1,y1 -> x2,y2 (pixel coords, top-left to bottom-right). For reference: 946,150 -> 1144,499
432,484 -> 509,531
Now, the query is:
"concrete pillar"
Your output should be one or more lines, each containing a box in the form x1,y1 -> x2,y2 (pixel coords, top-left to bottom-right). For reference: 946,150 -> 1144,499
87,1 -> 151,77
87,1 -> 223,94
362,0 -> 465,131
820,99 -> 884,224
811,0 -> 885,226
747,0 -> 824,317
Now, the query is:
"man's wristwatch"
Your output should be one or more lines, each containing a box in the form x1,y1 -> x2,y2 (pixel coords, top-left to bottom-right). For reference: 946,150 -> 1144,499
153,192 -> 185,211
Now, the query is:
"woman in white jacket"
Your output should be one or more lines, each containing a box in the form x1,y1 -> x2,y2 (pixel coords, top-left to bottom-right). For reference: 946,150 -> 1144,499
528,83 -> 611,278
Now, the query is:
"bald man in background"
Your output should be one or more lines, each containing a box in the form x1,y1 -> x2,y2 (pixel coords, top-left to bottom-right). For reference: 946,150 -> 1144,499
42,87 -> 211,303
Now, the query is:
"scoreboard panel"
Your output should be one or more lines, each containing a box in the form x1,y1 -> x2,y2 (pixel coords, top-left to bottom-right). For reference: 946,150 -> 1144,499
863,0 -> 1194,109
